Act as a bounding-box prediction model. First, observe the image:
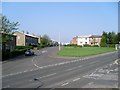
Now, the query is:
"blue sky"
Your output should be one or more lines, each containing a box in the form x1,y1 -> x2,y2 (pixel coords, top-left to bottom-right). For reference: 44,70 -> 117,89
2,2 -> 118,43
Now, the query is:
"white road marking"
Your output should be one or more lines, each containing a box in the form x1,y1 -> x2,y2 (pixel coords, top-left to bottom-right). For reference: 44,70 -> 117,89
65,65 -> 82,71
41,50 -> 47,53
3,52 -> 116,78
114,59 -> 119,65
37,73 -> 56,79
3,85 -> 10,88
61,82 -> 69,86
88,82 -> 94,85
73,78 -> 80,82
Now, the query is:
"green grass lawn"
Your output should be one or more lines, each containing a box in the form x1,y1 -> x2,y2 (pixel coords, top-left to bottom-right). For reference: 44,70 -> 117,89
58,46 -> 115,57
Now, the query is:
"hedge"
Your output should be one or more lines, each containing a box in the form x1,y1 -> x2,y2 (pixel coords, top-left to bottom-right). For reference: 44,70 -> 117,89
15,46 -> 33,49
11,49 -> 26,57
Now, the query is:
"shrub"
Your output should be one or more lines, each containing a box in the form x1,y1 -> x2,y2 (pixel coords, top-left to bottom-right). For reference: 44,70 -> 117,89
108,44 -> 115,47
84,44 -> 91,47
64,44 -> 77,47
11,49 -> 26,57
2,50 -> 10,60
77,45 -> 82,48
40,44 -> 44,48
15,46 -> 33,50
92,45 -> 99,47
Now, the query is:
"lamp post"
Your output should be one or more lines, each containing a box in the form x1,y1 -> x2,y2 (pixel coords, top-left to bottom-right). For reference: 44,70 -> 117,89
59,32 -> 61,51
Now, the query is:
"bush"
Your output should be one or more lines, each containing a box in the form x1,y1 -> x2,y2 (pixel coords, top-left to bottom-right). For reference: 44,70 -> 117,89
2,49 -> 26,60
108,44 -> 115,47
15,46 -> 33,50
84,44 -> 91,47
77,45 -> 82,48
11,49 -> 26,57
2,50 -> 10,60
64,44 -> 77,47
92,45 -> 99,47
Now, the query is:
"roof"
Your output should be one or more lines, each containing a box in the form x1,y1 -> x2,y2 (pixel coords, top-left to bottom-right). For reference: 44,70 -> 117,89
77,35 -> 101,38
78,35 -> 90,38
14,31 -> 38,38
89,35 -> 101,38
0,32 -> 16,37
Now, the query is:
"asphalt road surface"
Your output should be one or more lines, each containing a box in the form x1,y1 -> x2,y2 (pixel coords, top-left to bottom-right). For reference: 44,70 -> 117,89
2,47 -> 119,89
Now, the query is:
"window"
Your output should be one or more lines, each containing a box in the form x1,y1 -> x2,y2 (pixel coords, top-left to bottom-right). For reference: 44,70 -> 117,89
85,42 -> 87,44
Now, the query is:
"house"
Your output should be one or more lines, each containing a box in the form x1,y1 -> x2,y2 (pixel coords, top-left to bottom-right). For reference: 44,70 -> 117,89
70,35 -> 102,46
14,31 -> 38,46
32,34 -> 41,44
70,36 -> 78,45
77,35 -> 90,46
89,35 -> 101,46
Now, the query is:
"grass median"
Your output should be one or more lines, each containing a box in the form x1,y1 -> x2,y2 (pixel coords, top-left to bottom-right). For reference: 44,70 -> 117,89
58,46 -> 115,57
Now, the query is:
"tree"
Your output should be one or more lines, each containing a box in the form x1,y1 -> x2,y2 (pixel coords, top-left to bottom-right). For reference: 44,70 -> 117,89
114,32 -> 120,44
40,34 -> 51,47
100,35 -> 107,47
0,16 -> 19,43
1,16 -> 19,34
111,32 -> 116,44
100,31 -> 118,47
100,31 -> 107,47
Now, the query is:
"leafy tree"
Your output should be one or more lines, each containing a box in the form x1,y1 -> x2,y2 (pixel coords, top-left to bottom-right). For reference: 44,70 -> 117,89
111,32 -> 116,44
107,32 -> 112,45
100,31 -> 107,47
0,16 -> 19,43
0,16 -> 19,34
100,31 -> 118,47
115,32 -> 120,44
100,35 -> 107,47
40,34 -> 51,47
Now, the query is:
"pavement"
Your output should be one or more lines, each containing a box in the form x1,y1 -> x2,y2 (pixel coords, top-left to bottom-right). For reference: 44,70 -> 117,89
2,46 -> 119,89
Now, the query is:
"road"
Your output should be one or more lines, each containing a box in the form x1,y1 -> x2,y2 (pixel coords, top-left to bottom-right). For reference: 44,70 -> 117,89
2,47 -> 119,89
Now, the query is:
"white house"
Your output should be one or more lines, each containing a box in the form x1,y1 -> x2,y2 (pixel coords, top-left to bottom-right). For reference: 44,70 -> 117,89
71,35 -> 101,46
77,35 -> 90,46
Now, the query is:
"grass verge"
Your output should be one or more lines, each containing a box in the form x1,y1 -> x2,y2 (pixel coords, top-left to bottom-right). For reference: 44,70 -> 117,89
58,46 -> 115,57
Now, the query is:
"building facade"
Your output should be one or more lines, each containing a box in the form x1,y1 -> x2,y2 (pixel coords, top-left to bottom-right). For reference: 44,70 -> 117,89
77,36 -> 90,46
14,31 -> 38,46
89,35 -> 101,46
70,36 -> 78,45
70,35 -> 101,46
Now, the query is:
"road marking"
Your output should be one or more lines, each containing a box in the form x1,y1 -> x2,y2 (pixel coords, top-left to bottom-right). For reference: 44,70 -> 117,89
114,59 -> 119,65
3,52 -> 116,78
37,73 -> 56,79
61,82 -> 69,86
88,82 -> 94,85
65,65 -> 82,71
41,50 -> 47,53
3,85 -> 10,88
73,78 -> 80,82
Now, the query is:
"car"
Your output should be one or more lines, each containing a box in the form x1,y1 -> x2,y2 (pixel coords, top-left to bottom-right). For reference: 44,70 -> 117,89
25,49 -> 34,56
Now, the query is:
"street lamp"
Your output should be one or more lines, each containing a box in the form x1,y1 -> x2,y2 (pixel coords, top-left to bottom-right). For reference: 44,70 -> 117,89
59,32 -> 61,51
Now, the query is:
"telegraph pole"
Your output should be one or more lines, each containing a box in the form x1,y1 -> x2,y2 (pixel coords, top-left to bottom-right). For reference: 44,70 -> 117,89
59,32 -> 61,51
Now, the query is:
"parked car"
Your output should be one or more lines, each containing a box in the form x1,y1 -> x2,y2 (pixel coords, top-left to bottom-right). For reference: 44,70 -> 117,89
25,49 -> 34,56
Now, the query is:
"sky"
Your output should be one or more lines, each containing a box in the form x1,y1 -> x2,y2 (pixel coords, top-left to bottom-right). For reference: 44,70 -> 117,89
2,2 -> 118,43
